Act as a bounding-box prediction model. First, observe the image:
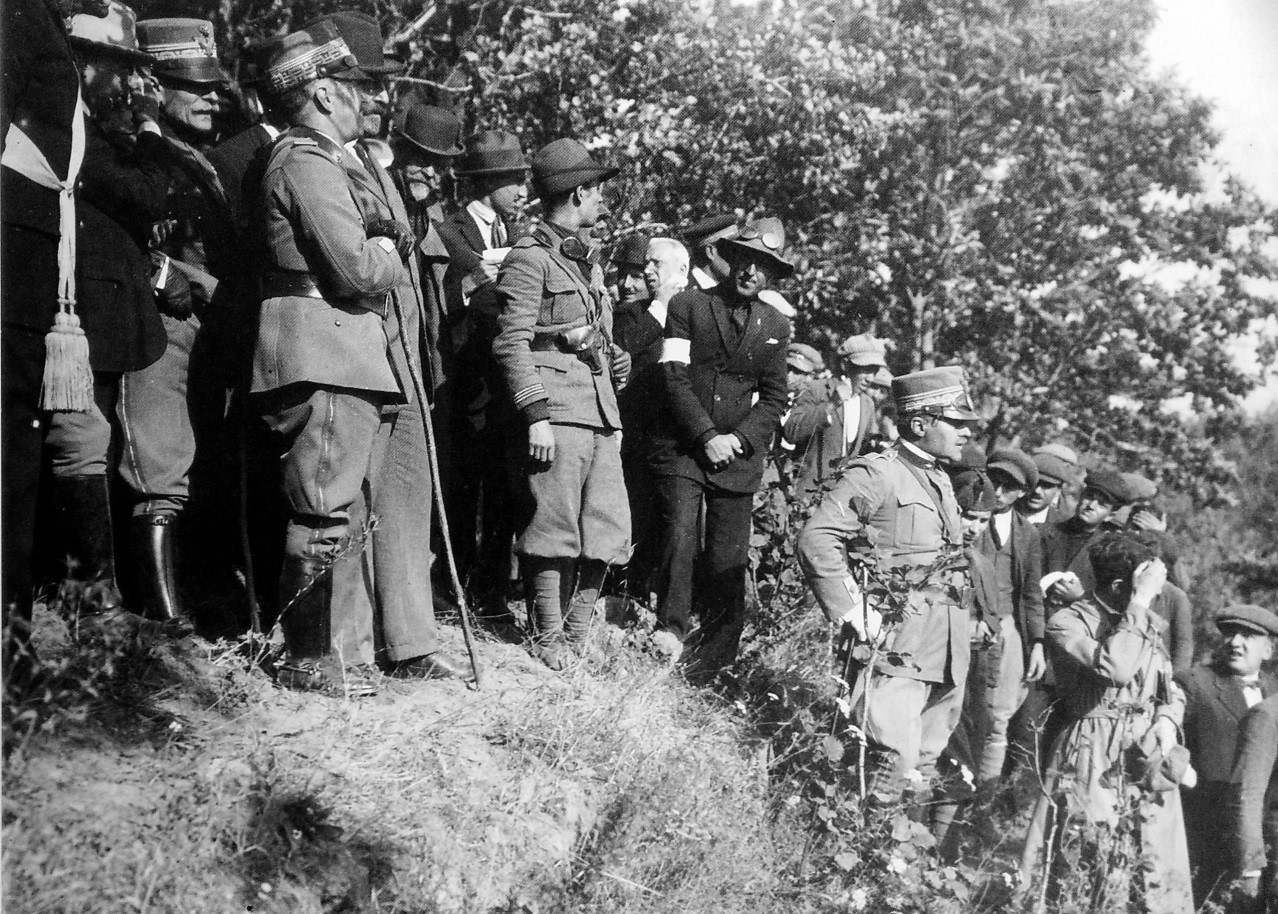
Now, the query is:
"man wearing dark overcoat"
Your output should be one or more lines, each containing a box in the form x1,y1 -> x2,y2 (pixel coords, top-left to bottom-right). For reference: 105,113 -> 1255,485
1178,604 -> 1278,907
1234,691 -> 1278,914
648,217 -> 792,668
492,138 -> 631,669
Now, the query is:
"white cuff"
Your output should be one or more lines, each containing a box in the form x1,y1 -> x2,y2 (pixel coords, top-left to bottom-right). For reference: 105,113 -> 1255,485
660,338 -> 691,364
375,237 -> 396,254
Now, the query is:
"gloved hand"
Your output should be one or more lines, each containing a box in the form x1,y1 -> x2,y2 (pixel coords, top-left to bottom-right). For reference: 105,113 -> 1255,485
153,256 -> 194,319
367,218 -> 416,262
609,345 -> 632,388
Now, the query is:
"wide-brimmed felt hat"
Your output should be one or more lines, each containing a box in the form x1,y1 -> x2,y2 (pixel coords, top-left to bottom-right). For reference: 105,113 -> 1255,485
455,130 -> 528,177
786,343 -> 824,375
310,10 -> 403,76
137,18 -> 228,84
988,447 -> 1039,491
262,21 -> 364,95
1082,466 -> 1134,505
892,365 -> 979,421
530,138 -> 619,199
715,217 -> 795,277
611,235 -> 649,270
1215,604 -> 1278,637
394,103 -> 464,157
68,0 -> 154,65
684,213 -> 738,245
837,333 -> 887,368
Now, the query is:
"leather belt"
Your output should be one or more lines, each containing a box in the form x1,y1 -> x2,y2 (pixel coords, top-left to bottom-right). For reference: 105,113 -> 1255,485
260,271 -> 323,300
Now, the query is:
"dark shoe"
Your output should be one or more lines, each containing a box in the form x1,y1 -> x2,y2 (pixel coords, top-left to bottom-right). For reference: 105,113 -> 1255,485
129,515 -> 186,625
51,477 -> 124,611
531,633 -> 571,671
276,657 -> 379,699
278,555 -> 332,659
391,651 -> 475,682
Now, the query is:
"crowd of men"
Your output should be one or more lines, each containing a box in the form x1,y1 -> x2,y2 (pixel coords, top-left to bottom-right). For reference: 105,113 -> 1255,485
3,2 -> 1276,911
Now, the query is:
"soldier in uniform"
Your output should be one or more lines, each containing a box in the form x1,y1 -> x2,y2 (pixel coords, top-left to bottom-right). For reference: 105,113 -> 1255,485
649,217 -> 792,669
798,366 -> 978,799
492,138 -> 632,669
248,23 -> 465,696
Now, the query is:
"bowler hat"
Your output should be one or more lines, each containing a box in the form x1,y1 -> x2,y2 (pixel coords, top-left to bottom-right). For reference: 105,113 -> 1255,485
1082,466 -> 1134,505
988,447 -> 1039,491
684,213 -> 738,245
68,0 -> 154,64
455,130 -> 529,177
892,365 -> 979,421
317,10 -> 403,75
612,235 -> 648,271
137,18 -> 228,84
262,21 -> 363,95
786,343 -> 824,375
837,333 -> 887,368
716,217 -> 795,277
1215,604 -> 1278,637
1033,443 -> 1079,485
530,138 -> 619,199
394,103 -> 464,157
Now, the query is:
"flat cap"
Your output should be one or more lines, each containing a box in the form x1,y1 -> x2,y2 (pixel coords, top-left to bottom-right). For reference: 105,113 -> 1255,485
786,342 -> 824,375
1033,443 -> 1079,485
1123,472 -> 1159,503
1215,604 -> 1278,637
684,213 -> 737,244
837,333 -> 888,368
1083,466 -> 1135,504
893,365 -> 978,421
988,446 -> 1039,491
956,474 -> 998,513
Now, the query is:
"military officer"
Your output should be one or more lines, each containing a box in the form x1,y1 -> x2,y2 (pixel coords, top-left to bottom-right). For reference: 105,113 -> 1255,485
492,138 -> 632,669
798,366 -> 978,800
682,212 -> 737,291
649,217 -> 792,669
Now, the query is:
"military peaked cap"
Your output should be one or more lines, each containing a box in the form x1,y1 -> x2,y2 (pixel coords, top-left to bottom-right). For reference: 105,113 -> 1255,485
892,365 -> 978,421
137,18 -> 228,83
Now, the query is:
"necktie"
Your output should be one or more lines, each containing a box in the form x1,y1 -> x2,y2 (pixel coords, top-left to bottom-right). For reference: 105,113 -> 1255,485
492,216 -> 507,249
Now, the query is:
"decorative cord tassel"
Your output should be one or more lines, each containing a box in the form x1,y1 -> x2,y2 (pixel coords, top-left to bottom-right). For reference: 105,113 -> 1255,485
40,301 -> 94,412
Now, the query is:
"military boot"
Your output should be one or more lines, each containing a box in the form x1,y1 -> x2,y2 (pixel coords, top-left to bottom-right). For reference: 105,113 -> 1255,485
50,476 -> 124,612
130,514 -> 190,632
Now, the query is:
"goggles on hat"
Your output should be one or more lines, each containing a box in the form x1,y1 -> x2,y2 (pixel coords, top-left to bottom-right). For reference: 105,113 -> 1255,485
737,224 -> 784,250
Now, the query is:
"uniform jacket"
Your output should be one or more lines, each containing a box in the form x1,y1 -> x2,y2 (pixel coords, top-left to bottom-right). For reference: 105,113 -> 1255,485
797,444 -> 969,684
75,123 -> 170,373
1233,694 -> 1278,878
2,0 -> 81,332
974,510 -> 1046,659
784,381 -> 877,495
250,127 -> 407,397
1178,662 -> 1277,784
652,286 -> 790,493
492,221 -> 621,430
614,300 -> 667,462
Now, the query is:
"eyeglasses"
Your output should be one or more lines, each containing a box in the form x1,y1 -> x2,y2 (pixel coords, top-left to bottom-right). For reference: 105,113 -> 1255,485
737,225 -> 783,250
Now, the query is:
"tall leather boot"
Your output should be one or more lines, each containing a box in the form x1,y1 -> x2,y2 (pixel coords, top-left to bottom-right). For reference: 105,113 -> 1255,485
277,555 -> 332,661
51,476 -> 123,612
130,514 -> 188,630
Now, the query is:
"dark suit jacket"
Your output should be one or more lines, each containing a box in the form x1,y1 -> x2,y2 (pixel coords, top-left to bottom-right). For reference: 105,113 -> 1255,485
974,510 -> 1046,656
784,381 -> 877,495
653,286 -> 790,493
206,123 -> 273,224
75,124 -> 170,374
1179,662 -> 1277,783
1233,694 -> 1278,877
435,205 -> 503,415
614,301 -> 667,463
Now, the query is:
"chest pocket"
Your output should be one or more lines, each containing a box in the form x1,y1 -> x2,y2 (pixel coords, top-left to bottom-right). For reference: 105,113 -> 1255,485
894,493 -> 940,551
543,271 -> 590,326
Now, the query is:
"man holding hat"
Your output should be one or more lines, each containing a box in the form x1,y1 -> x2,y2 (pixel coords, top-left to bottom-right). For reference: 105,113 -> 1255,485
1017,442 -> 1080,526
968,446 -> 1047,788
682,213 -> 737,291
1177,604 -> 1278,907
492,137 -> 632,669
648,216 -> 793,668
435,128 -> 532,610
784,332 -> 891,497
116,16 -> 234,625
249,22 -> 467,695
798,365 -> 977,802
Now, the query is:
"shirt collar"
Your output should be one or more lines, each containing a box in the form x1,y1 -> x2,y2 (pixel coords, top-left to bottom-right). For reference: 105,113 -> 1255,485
647,299 -> 669,327
467,198 -> 497,228
898,439 -> 936,467
692,266 -> 718,290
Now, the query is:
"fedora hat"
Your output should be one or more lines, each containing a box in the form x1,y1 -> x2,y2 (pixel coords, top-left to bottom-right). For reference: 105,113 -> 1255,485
261,21 -> 363,95
68,0 -> 154,64
313,10 -> 403,76
137,18 -> 228,84
394,103 -> 464,157
529,138 -> 619,199
455,130 -> 528,177
715,217 -> 795,277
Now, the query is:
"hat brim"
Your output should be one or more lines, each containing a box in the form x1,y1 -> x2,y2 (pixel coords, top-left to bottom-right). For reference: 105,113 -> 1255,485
393,129 -> 463,158
939,406 -> 980,422
987,462 -> 1029,488
364,58 -> 404,75
844,354 -> 887,368
454,164 -> 529,178
1216,618 -> 1275,636
715,236 -> 795,277
155,58 -> 231,84
531,164 -> 620,199
70,36 -> 155,65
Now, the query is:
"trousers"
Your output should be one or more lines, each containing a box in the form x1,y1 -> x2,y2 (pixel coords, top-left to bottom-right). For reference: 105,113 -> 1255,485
975,615 -> 1028,783
859,672 -> 965,791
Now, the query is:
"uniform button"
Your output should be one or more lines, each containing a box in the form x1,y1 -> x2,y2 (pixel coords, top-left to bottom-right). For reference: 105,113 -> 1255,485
335,320 -> 342,326
714,395 -> 721,401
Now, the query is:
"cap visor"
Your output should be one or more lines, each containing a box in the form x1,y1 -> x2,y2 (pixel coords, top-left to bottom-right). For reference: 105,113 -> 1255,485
157,58 -> 231,84
71,37 -> 155,65
1216,619 -> 1271,635
941,406 -> 980,422
366,58 -> 405,75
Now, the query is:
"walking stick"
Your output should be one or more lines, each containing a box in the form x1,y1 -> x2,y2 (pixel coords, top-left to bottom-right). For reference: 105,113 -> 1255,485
391,292 -> 484,688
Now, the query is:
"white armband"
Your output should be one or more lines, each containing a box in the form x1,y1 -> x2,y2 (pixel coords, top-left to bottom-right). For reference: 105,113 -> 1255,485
660,338 -> 691,364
